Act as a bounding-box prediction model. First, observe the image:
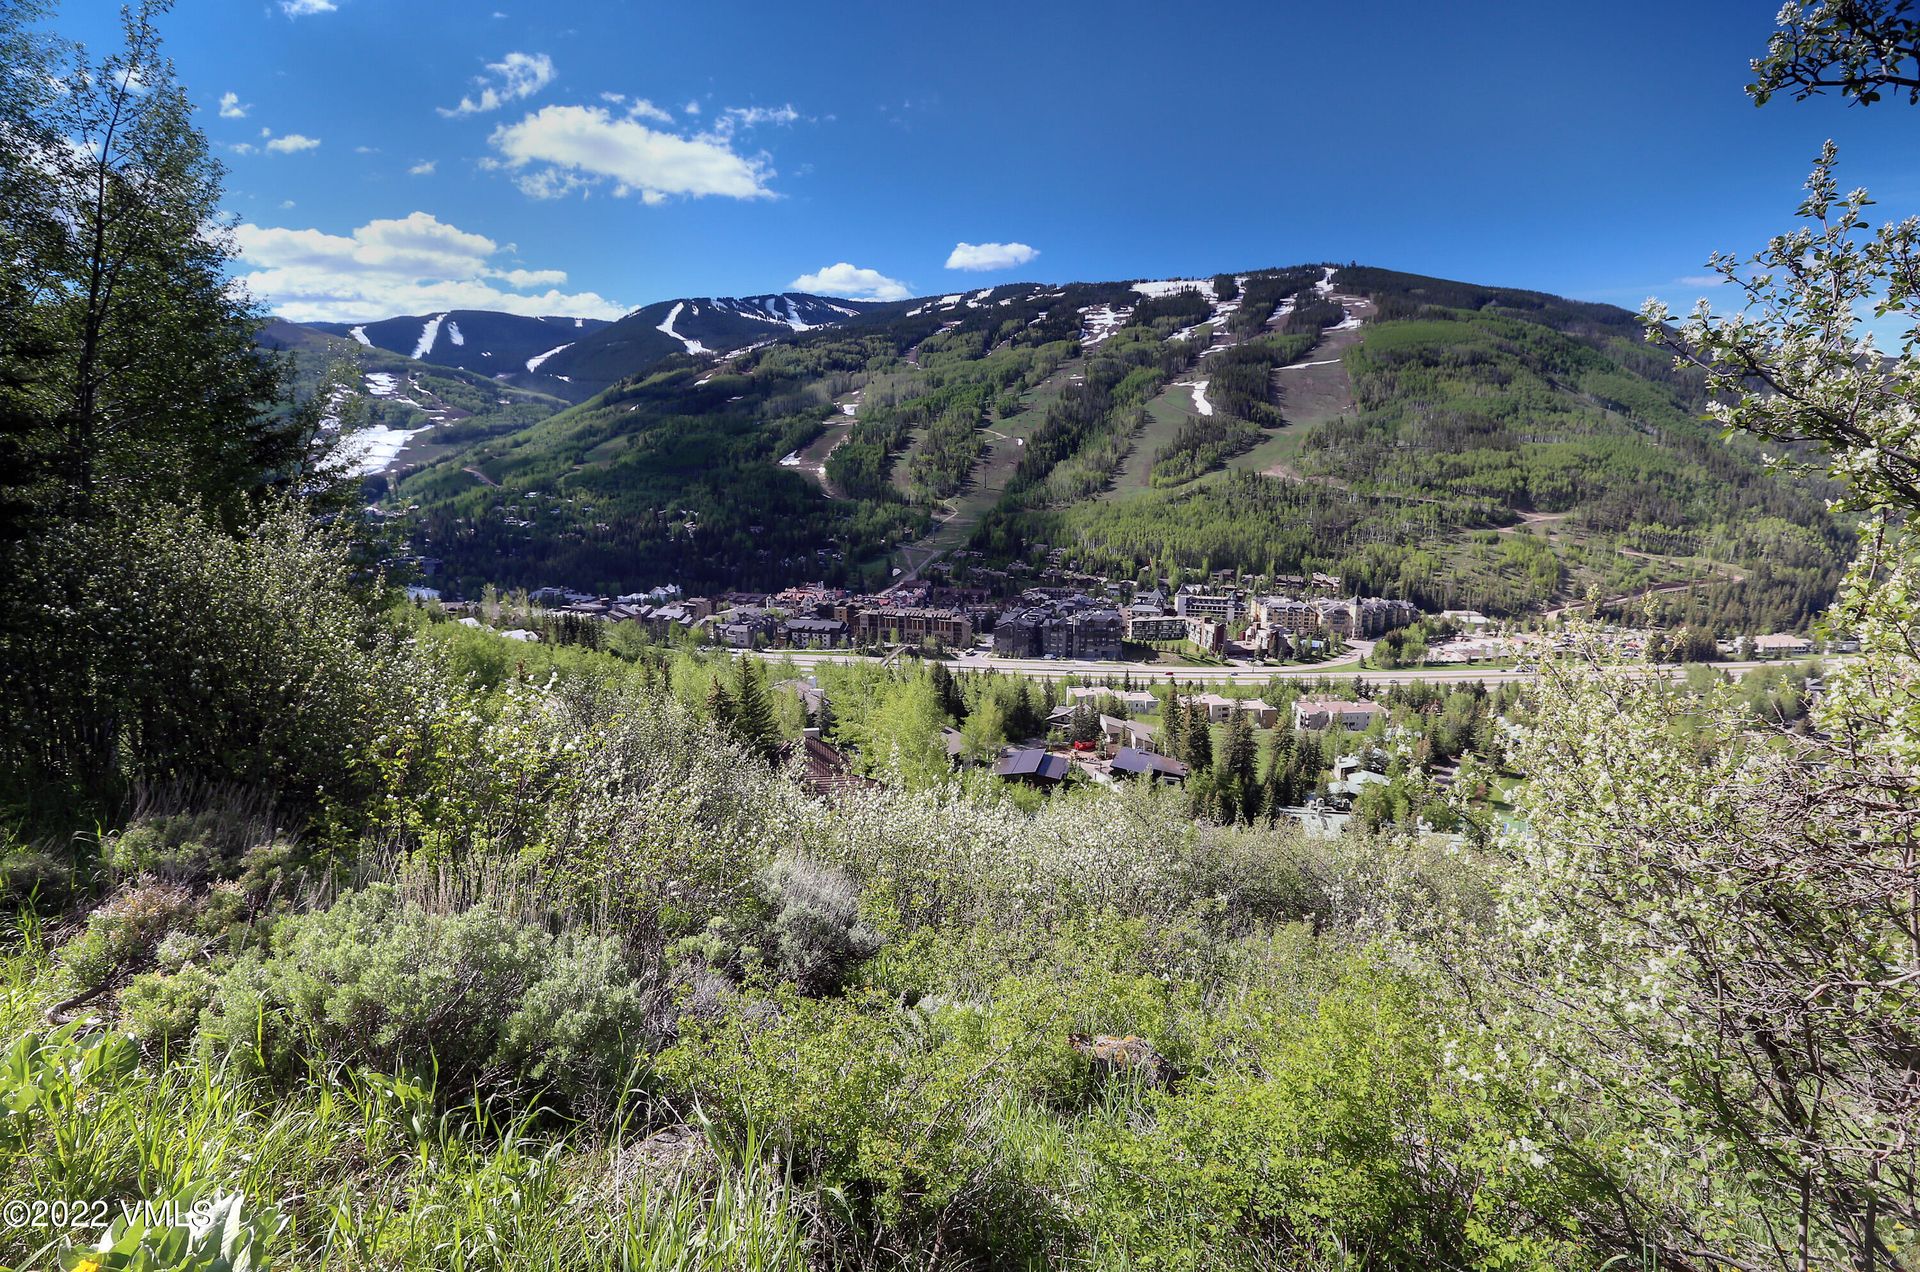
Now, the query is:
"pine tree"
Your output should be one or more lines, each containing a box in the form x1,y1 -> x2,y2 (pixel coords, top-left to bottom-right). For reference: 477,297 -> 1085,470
928,660 -> 965,721
1068,703 -> 1100,746
1162,693 -> 1186,758
706,677 -> 735,732
731,658 -> 778,761
1181,702 -> 1215,773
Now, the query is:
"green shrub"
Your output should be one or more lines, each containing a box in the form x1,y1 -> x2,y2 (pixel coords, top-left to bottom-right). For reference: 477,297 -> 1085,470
666,856 -> 878,996
54,881 -> 204,993
761,857 -> 879,996
0,848 -> 81,909
197,885 -> 662,1102
120,965 -> 219,1052
500,934 -> 661,1106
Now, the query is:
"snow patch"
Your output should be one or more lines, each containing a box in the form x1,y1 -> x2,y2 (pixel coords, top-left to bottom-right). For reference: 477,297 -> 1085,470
1079,304 -> 1132,346
526,342 -> 573,372
655,302 -> 710,355
446,320 -> 465,347
348,325 -> 371,347
1131,279 -> 1209,298
411,313 -> 448,360
363,372 -> 398,396
341,423 -> 429,476
1190,380 -> 1213,416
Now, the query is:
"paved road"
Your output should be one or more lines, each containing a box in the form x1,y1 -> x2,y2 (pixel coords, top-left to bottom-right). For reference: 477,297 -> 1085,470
750,646 -> 1800,686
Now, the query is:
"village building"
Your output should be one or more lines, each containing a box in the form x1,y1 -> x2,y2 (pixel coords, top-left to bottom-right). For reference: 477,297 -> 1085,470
994,747 -> 1071,785
844,606 -> 973,648
1194,694 -> 1279,727
1108,747 -> 1189,784
1293,698 -> 1388,731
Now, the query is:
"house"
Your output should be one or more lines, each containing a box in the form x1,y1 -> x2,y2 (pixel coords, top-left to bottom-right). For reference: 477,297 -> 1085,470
1753,632 -> 1814,658
1108,747 -> 1188,784
1099,715 -> 1157,750
1065,687 -> 1158,713
773,676 -> 828,720
994,747 -> 1071,785
500,628 -> 540,642
847,606 -> 974,648
1270,803 -> 1353,837
1173,586 -> 1243,622
1328,769 -> 1391,802
776,731 -> 878,798
1185,617 -> 1228,653
1195,694 -> 1279,727
1293,698 -> 1387,731
1332,750 -> 1388,783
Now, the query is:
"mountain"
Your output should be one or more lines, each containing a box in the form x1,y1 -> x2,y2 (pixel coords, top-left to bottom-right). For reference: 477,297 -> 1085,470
383,267 -> 1852,630
307,295 -> 884,404
306,310 -> 611,383
257,318 -> 568,482
516,293 -> 886,401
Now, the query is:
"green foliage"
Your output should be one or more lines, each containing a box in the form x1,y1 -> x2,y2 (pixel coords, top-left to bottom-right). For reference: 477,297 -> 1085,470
1,501 -> 403,826
55,882 -> 203,995
196,885 -> 658,1099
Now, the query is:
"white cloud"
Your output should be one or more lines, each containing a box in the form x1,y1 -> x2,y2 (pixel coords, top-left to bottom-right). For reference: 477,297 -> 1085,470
683,99 -> 701,115
1676,274 -> 1726,288
265,133 -> 321,154
789,262 -> 910,302
945,241 -> 1038,271
708,104 -> 799,139
598,92 -> 674,124
409,159 -> 436,176
232,210 -> 626,323
280,0 -> 336,15
440,51 -> 556,118
218,91 -> 249,119
486,104 -> 773,202
490,266 -> 568,288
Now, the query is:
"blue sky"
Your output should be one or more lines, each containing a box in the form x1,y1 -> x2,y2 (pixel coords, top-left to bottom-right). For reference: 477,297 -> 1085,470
59,0 -> 1920,323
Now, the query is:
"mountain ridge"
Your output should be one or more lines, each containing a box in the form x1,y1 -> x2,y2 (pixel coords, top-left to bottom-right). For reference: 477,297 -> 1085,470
373,261 -> 1849,630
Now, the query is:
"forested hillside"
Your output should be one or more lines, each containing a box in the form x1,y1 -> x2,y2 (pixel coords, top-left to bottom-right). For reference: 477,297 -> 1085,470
256,319 -> 569,478
7,4 -> 1920,1270
394,264 -> 1850,628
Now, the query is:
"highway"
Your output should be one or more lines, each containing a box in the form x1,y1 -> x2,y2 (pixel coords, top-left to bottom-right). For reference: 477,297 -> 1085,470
747,645 -> 1801,686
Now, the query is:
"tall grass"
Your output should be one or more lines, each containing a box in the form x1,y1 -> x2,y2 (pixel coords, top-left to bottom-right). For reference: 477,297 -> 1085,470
0,941 -> 807,1272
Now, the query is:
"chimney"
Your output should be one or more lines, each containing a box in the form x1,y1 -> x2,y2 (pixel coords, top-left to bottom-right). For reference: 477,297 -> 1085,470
802,726 -> 820,739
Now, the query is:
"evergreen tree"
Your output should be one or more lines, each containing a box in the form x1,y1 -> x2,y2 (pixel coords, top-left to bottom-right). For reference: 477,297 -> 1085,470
1008,682 -> 1044,741
1068,703 -> 1101,746
927,660 -> 965,722
730,658 -> 778,761
1219,709 -> 1260,822
1162,692 -> 1186,758
706,677 -> 735,732
1261,726 -> 1298,819
1181,702 -> 1215,773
